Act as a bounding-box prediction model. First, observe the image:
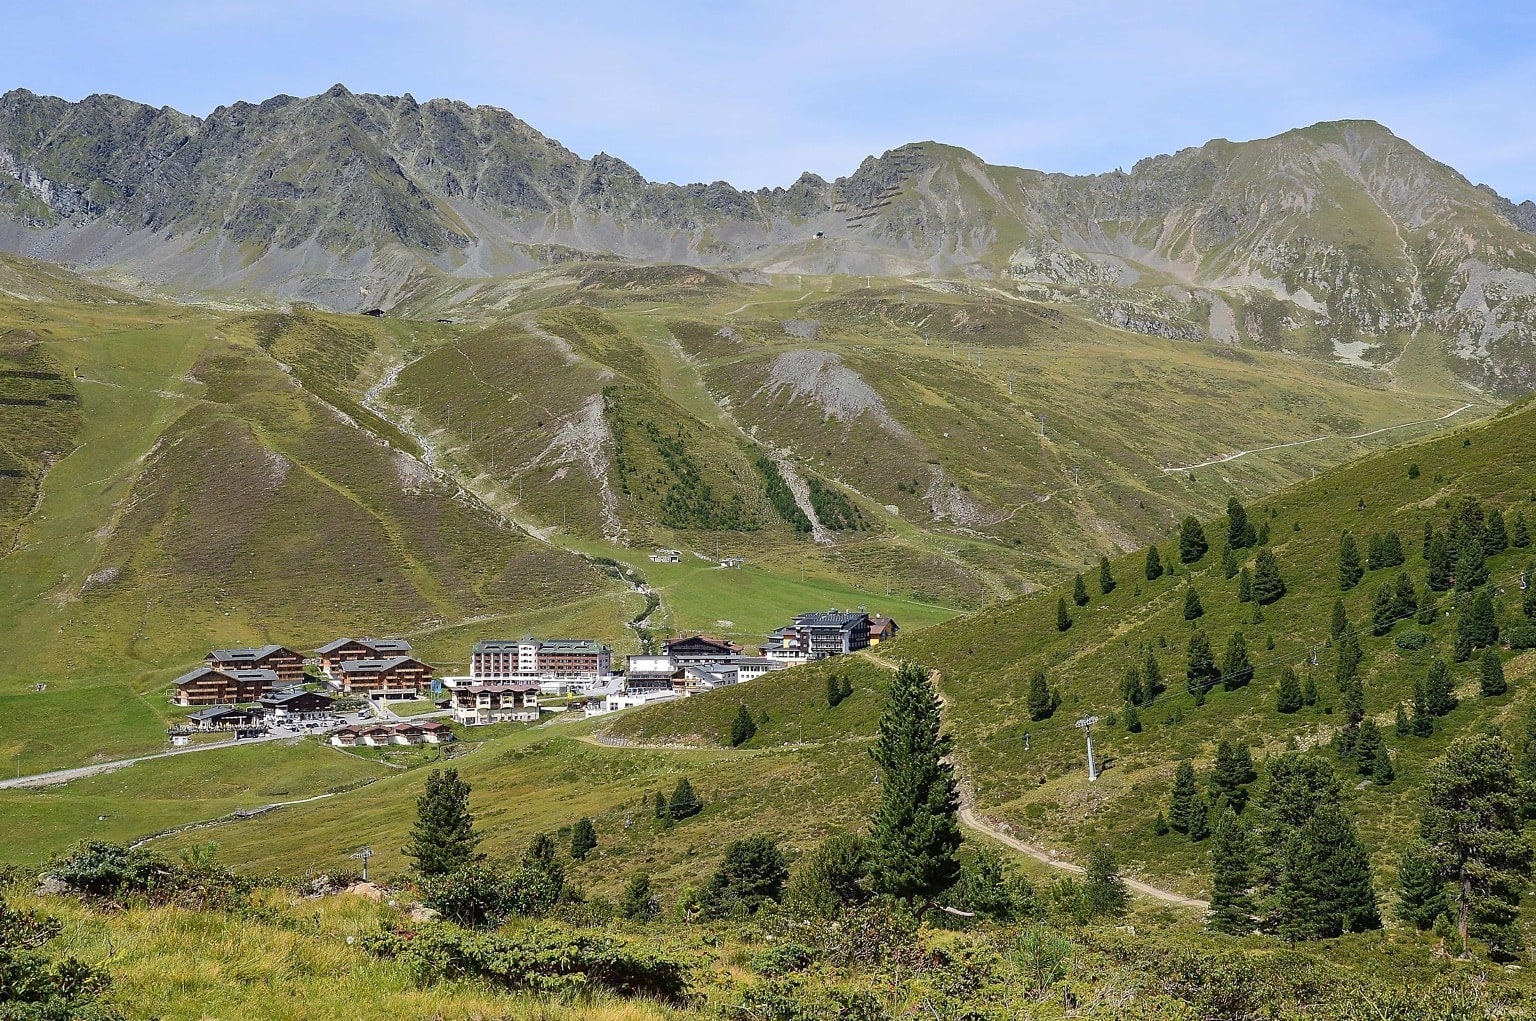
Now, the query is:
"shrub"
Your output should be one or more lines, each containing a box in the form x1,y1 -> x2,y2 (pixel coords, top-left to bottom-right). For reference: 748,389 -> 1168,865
1393,629 -> 1431,651
1507,624 -> 1536,651
46,840 -> 253,910
748,941 -> 816,977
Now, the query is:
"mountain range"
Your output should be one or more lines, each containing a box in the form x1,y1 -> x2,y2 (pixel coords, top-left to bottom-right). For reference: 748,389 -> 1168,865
3,85 -> 1536,388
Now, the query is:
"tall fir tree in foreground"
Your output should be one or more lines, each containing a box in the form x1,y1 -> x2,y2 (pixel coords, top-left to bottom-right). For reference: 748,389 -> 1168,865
1208,808 -> 1255,934
1396,840 -> 1449,931
404,768 -> 482,877
1421,734 -> 1534,958
869,661 -> 962,908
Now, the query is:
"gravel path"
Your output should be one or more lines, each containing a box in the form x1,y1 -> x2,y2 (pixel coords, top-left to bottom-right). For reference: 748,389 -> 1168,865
0,733 -> 287,790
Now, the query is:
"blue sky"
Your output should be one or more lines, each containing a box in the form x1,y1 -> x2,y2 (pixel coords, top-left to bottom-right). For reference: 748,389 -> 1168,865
11,1 -> 1536,198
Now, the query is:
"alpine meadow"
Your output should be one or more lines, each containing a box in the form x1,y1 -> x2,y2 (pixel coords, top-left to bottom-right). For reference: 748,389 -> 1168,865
4,65 -> 1536,1021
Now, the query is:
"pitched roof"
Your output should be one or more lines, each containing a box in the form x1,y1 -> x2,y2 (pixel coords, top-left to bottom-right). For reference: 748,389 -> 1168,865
259,690 -> 334,706
208,644 -> 293,663
173,666 -> 278,687
472,638 -> 533,654
316,637 -> 413,656
339,656 -> 419,673
793,610 -> 869,629
187,705 -> 255,722
538,638 -> 608,655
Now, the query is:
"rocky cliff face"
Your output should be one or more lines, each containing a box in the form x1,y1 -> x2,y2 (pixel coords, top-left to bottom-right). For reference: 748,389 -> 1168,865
3,86 -> 1536,387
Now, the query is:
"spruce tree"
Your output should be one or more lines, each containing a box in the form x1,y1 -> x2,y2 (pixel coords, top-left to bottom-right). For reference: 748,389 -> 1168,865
1257,521 -> 1270,546
570,817 -> 598,861
1099,555 -> 1116,595
1082,845 -> 1130,918
1391,572 -> 1419,622
1153,810 -> 1170,836
1169,760 -> 1201,834
1056,596 -> 1072,632
1395,701 -> 1410,737
1471,588 -> 1499,648
1188,798 -> 1211,841
1210,740 -> 1257,813
1073,573 -> 1089,607
1396,840 -> 1448,931
1421,734 -> 1534,958
1276,666 -> 1303,714
1366,532 -> 1387,573
1335,631 -> 1363,690
404,768 -> 482,878
1253,548 -> 1286,604
1380,530 -> 1405,568
669,777 -> 703,821
1227,497 -> 1256,550
1122,665 -> 1145,707
1186,632 -> 1219,700
1330,598 -> 1349,643
1484,509 -> 1510,556
1144,651 -> 1165,699
1513,512 -> 1531,549
1276,804 -> 1380,940
1237,566 -> 1253,603
1412,678 -> 1435,737
1302,672 -> 1319,707
1145,545 -> 1164,581
1427,530 -> 1456,591
730,704 -> 757,746
1480,648 -> 1507,697
868,661 -> 962,908
1425,658 -> 1458,717
1183,586 -> 1204,621
1338,532 -> 1364,591
1027,668 -> 1056,721
1124,702 -> 1141,733
826,672 -> 843,708
839,673 -> 853,703
1221,543 -> 1239,580
1208,808 -> 1256,934
653,791 -> 668,820
1221,632 -> 1254,691
619,871 -> 659,920
1423,519 -> 1435,559
1371,582 -> 1397,636
1354,719 -> 1382,776
1371,745 -> 1395,786
1180,516 -> 1209,564
1455,535 -> 1489,592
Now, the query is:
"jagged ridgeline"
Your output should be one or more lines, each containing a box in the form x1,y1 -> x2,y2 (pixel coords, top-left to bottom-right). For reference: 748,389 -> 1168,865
2,87 -> 1536,387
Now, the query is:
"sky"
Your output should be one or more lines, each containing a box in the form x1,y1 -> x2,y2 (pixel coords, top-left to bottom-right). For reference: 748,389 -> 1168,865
10,1 -> 1536,198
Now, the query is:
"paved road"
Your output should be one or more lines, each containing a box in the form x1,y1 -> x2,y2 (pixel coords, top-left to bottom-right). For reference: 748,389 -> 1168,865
0,733 -> 291,790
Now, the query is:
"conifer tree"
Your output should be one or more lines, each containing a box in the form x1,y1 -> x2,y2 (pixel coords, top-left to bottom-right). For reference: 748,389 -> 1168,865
1169,760 -> 1201,834
1186,632 -> 1220,700
1099,555 -> 1116,595
1378,530 -> 1405,568
1396,840 -> 1448,931
1237,567 -> 1254,603
1082,845 -> 1130,918
1372,745 -> 1395,786
730,704 -> 757,746
1257,521 -> 1270,546
1427,530 -> 1456,591
1227,497 -> 1256,550
1338,532 -> 1364,591
1455,535 -> 1489,592
619,871 -> 659,920
1027,668 -> 1057,721
1183,586 -> 1204,621
1395,702 -> 1411,737
1153,810 -> 1170,836
1335,630 -> 1363,690
669,777 -> 703,821
1221,632 -> 1253,691
826,672 -> 844,708
868,661 -> 962,908
1425,658 -> 1458,717
1354,719 -> 1382,776
1412,678 -> 1435,737
1370,582 -> 1396,636
1421,734 -> 1534,958
1221,543 -> 1238,579
839,673 -> 853,703
1188,797 -> 1211,841
1124,702 -> 1141,733
1276,803 -> 1380,940
1253,548 -> 1286,604
1276,666 -> 1303,714
1179,516 -> 1209,564
1208,808 -> 1255,934
1330,599 -> 1349,642
1122,665 -> 1145,707
1513,512 -> 1531,549
1145,545 -> 1164,581
1144,651 -> 1165,699
1302,672 -> 1320,707
1056,596 -> 1072,632
1484,508 -> 1510,556
570,818 -> 598,861
1073,573 -> 1089,607
1366,532 -> 1386,572
1391,572 -> 1419,622
1480,648 -> 1507,697
653,791 -> 668,820
1210,740 -> 1257,813
1423,520 -> 1435,559
404,768 -> 482,878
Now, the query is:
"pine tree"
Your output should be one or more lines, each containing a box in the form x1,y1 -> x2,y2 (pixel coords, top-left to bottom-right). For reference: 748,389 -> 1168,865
1330,599 -> 1349,642
1153,810 -> 1170,836
1396,840 -> 1448,931
1237,567 -> 1253,603
1425,658 -> 1458,717
1221,632 -> 1254,691
1169,760 -> 1201,834
1257,521 -> 1271,546
653,791 -> 668,820
1124,702 -> 1141,733
1423,519 -> 1435,559
1180,516 -> 1209,564
1412,678 -> 1435,737
1188,798 -> 1211,841
1366,532 -> 1387,572
1455,535 -> 1489,592
826,672 -> 843,708
1210,740 -> 1257,813
1395,702 -> 1411,737
1099,555 -> 1116,595
404,768 -> 482,878
570,817 -> 598,861
1335,631 -> 1363,690
1186,632 -> 1220,700
730,704 -> 757,746
1027,668 -> 1057,721
1371,582 -> 1397,636
1228,498 -> 1256,550
1208,808 -> 1256,934
1144,651 -> 1165,699
1471,588 -> 1499,648
838,673 -> 853,703
1277,666 -> 1303,714
619,871 -> 659,920
669,778 -> 703,821
1354,719 -> 1382,776
1183,586 -> 1204,620
1513,512 -> 1531,549
1122,665 -> 1145,707
1372,745 -> 1395,786
1276,804 -> 1380,940
868,661 -> 962,908
1379,531 -> 1405,568
1338,532 -> 1364,591
1221,543 -> 1239,580
1253,548 -> 1286,604
1484,508 -> 1510,556
1072,573 -> 1089,607
1145,545 -> 1164,580
1082,845 -> 1130,918
1302,672 -> 1319,707
1427,530 -> 1456,591
1391,572 -> 1419,622
1056,596 -> 1072,632
1421,734 -> 1535,958
1480,648 -> 1507,697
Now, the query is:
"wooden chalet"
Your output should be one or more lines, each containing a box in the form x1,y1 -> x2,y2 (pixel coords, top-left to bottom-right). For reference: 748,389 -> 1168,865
451,682 -> 540,725
257,690 -> 334,721
315,637 -> 414,679
336,656 -> 433,698
664,633 -> 743,666
868,616 -> 899,645
173,666 -> 280,706
205,645 -> 305,685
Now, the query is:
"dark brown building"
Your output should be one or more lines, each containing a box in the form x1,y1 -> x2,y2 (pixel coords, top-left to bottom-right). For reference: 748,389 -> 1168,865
205,645 -> 305,685
173,666 -> 280,706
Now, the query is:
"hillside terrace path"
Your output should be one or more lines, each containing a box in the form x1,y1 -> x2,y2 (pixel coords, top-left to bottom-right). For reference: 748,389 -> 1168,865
0,733 -> 288,790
